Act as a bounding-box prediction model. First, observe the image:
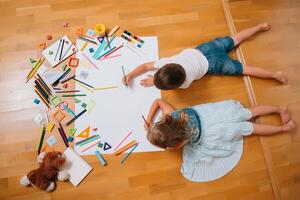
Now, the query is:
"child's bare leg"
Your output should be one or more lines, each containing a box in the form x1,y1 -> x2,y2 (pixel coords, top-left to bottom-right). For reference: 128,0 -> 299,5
249,105 -> 290,124
232,22 -> 271,46
243,64 -> 287,84
252,120 -> 295,136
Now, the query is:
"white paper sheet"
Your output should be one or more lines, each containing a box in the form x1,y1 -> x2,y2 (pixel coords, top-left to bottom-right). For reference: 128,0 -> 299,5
42,35 -> 77,67
61,147 -> 92,186
74,36 -> 162,155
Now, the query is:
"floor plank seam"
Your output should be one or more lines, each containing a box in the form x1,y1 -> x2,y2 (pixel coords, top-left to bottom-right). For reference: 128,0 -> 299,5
221,0 -> 281,199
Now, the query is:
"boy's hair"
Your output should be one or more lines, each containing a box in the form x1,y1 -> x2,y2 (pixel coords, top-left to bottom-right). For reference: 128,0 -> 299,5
154,64 -> 186,90
147,114 -> 192,149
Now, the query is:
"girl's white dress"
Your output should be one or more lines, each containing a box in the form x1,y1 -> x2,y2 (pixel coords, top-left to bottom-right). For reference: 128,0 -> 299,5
171,100 -> 253,182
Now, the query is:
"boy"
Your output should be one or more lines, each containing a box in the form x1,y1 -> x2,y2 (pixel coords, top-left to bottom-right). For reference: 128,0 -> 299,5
123,22 -> 287,89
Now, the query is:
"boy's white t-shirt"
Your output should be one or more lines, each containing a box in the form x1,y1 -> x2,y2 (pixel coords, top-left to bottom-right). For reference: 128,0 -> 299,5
153,49 -> 209,89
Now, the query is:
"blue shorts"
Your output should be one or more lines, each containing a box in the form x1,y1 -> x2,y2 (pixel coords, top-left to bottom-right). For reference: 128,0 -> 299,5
196,37 -> 243,75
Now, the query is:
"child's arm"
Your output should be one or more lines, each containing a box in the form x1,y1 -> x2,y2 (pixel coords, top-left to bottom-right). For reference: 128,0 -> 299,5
145,98 -> 176,129
123,61 -> 155,86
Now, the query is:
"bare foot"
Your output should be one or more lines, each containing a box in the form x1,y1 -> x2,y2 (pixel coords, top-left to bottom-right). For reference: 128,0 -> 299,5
259,22 -> 271,31
274,71 -> 288,84
279,107 -> 291,124
282,120 -> 296,131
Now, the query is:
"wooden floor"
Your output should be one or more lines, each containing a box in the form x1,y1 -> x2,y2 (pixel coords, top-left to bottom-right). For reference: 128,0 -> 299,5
0,0 -> 299,199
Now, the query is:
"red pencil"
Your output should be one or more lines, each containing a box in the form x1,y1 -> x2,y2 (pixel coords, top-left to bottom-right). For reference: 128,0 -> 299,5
142,115 -> 149,127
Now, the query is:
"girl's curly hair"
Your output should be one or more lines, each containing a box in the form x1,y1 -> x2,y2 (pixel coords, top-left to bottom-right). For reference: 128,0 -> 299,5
147,113 -> 192,149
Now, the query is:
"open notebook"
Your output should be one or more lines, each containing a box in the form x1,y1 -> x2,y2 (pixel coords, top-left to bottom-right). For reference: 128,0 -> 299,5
61,147 -> 93,186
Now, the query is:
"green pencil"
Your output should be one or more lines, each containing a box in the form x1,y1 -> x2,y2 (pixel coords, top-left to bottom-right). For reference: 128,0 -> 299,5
62,94 -> 86,97
37,126 -> 46,154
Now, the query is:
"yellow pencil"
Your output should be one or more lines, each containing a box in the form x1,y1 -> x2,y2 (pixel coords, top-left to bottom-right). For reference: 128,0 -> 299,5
80,42 -> 88,51
94,86 -> 118,90
26,58 -> 45,83
77,82 -> 94,93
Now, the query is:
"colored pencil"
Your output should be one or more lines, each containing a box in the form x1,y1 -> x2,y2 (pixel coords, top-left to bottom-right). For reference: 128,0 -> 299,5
120,143 -> 138,164
37,126 -> 46,154
104,44 -> 124,58
52,68 -> 71,86
81,141 -> 100,153
62,94 -> 86,97
142,115 -> 150,127
77,82 -> 94,93
108,25 -> 119,37
105,32 -> 110,49
34,90 -> 50,108
95,150 -> 107,166
35,78 -> 51,97
114,140 -> 137,157
26,58 -> 44,83
55,90 -> 80,93
94,86 -> 118,90
99,54 -> 121,61
58,127 -> 69,147
66,109 -> 87,126
104,35 -> 116,51
61,43 -> 73,60
73,78 -> 94,88
60,75 -> 76,84
75,135 -> 100,146
97,46 -> 116,59
80,42 -> 88,51
59,123 -> 69,146
78,36 -> 97,45
35,82 -> 49,103
121,65 -> 127,86
113,131 -> 132,151
82,53 -> 99,70
37,74 -> 52,95
54,39 -> 62,61
41,144 -> 48,152
59,39 -> 65,60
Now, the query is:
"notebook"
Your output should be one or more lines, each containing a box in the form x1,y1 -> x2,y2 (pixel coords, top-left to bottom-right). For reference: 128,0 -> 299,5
42,35 -> 78,67
61,147 -> 93,186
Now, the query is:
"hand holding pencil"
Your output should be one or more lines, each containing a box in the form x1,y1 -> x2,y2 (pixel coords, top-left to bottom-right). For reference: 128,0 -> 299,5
121,66 -> 133,87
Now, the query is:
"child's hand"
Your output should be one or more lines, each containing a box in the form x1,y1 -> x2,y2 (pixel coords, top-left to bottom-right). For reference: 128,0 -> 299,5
122,75 -> 132,87
140,75 -> 154,87
144,123 -> 149,131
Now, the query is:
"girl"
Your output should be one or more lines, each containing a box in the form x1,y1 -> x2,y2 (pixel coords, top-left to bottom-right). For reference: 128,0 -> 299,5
145,99 -> 295,182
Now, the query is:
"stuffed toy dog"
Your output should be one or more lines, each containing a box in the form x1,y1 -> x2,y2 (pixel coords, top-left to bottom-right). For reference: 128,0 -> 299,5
20,151 -> 69,192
